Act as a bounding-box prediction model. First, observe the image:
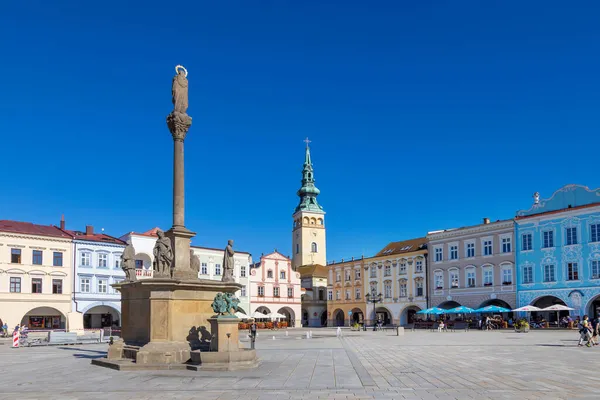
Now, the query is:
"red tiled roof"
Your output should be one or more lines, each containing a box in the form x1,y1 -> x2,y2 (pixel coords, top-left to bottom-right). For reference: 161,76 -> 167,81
374,237 -> 428,257
0,220 -> 72,239
67,230 -> 126,245
126,227 -> 162,237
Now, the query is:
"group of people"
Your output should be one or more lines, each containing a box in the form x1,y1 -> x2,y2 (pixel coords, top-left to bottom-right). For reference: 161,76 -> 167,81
578,315 -> 599,347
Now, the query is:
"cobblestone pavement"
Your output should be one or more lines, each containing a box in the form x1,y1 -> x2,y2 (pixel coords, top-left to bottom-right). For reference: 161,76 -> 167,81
1,329 -> 598,399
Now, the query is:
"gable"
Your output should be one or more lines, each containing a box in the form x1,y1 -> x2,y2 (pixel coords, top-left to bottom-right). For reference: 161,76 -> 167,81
517,184 -> 600,218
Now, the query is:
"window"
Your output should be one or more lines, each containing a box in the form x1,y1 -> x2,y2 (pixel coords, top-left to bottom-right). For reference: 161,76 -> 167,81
521,233 -> 532,251
502,237 -> 512,253
434,247 -> 443,262
344,270 -> 350,281
566,227 -> 578,245
311,242 -> 318,252
415,260 -> 423,273
591,224 -> 600,243
98,253 -> 108,268
370,267 -> 376,278
81,252 -> 91,267
399,283 -> 407,297
336,290 -> 340,300
11,248 -> 21,264
450,245 -> 458,260
466,243 -> 475,258
296,243 -> 299,254
355,288 -> 361,299
327,290 -> 333,301
215,264 -> 222,275
288,287 -> 294,297
466,269 -> 476,287
523,264 -> 533,284
483,267 -> 493,286
434,272 -> 443,289
241,286 -> 246,297
502,267 -> 512,285
384,265 -> 391,276
280,271 -> 286,280
591,260 -> 600,279
336,271 -> 341,282
201,262 -> 208,275
543,264 -> 555,282
449,270 -> 459,288
345,290 -> 351,300
541,230 -> 553,248
135,260 -> 143,269
483,240 -> 493,256
10,277 -> 21,293
240,265 -> 246,277
53,252 -> 63,267
32,278 -> 42,293
399,262 -> 407,274
114,256 -> 120,269
319,289 -> 325,300
416,280 -> 423,297
98,279 -> 108,293
32,250 -> 43,265
355,269 -> 361,280
258,286 -> 264,296
567,262 -> 579,281
80,278 -> 91,293
384,282 -> 392,298
52,279 -> 63,294
273,287 -> 280,297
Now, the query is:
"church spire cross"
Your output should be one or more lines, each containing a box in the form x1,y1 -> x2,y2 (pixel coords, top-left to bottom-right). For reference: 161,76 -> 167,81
303,137 -> 311,148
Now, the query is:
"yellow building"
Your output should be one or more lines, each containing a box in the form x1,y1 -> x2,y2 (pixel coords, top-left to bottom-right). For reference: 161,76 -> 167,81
297,263 -> 328,326
327,257 -> 366,326
0,220 -> 78,330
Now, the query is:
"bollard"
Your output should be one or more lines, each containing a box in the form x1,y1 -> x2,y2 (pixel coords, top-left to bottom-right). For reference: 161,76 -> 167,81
285,331 -> 288,337
309,330 -> 313,338
336,327 -> 341,337
396,326 -> 399,336
12,331 -> 19,348
306,332 -> 309,339
272,336 -> 275,340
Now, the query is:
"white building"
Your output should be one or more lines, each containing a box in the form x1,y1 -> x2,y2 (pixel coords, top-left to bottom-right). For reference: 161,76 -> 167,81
70,225 -> 126,329
191,245 -> 252,315
249,251 -> 301,327
121,228 -> 251,313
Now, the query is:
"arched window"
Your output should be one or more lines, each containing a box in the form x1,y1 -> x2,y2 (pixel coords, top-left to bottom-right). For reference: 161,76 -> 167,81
311,242 -> 318,253
318,218 -> 323,225
296,243 -> 299,254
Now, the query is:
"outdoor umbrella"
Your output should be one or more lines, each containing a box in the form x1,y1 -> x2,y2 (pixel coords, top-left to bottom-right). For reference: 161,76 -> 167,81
541,304 -> 574,327
475,305 -> 512,313
235,311 -> 250,319
416,307 -> 445,315
512,305 -> 542,322
445,306 -> 475,314
251,311 -> 269,319
267,312 -> 287,320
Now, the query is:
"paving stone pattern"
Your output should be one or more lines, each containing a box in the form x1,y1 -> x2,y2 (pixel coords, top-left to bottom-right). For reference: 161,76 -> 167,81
1,329 -> 598,399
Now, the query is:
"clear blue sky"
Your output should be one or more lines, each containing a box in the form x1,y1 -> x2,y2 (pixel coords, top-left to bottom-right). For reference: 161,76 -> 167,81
1,1 -> 598,262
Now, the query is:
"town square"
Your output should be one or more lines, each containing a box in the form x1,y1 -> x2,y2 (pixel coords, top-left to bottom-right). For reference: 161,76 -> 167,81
1,1 -> 599,399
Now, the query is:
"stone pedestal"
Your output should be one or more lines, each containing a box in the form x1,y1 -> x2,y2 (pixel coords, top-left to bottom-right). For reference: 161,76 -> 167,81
208,317 -> 241,352
165,226 -> 197,280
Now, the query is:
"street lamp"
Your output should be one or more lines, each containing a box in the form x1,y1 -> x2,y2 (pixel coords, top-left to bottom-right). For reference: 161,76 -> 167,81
365,292 -> 383,331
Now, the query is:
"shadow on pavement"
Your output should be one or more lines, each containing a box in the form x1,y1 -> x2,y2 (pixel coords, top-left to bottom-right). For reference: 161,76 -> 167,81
58,347 -> 107,354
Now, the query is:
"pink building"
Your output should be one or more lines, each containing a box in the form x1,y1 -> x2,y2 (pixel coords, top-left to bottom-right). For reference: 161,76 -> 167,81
249,251 -> 301,327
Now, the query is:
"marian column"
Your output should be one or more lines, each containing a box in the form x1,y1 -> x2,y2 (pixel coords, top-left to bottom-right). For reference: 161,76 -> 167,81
165,65 -> 197,280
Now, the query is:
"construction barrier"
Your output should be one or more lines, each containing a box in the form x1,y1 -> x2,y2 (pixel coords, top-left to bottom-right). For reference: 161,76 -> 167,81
12,331 -> 19,348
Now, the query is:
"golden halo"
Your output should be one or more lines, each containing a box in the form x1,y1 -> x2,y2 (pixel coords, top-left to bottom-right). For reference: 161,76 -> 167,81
175,65 -> 188,77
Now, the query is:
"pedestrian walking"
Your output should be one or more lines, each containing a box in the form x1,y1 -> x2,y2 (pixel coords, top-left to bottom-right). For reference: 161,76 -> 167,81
578,315 -> 593,347
591,317 -> 599,346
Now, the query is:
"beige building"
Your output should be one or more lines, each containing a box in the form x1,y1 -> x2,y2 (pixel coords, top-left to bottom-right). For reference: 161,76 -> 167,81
0,220 -> 79,331
326,257 -> 366,326
298,263 -> 328,326
427,218 -> 516,311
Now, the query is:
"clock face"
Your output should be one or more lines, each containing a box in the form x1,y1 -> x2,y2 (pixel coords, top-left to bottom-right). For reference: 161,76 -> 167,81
311,230 -> 318,237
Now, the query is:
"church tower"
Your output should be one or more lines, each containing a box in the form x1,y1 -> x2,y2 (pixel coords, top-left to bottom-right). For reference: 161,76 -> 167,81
292,139 -> 326,270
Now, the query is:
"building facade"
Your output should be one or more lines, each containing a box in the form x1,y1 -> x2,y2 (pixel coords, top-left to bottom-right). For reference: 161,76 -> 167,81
120,228 -> 159,279
70,225 -> 126,329
515,185 -> 600,319
427,219 -> 516,311
192,245 -> 252,315
298,264 -> 329,327
326,257 -> 366,327
249,251 -> 301,327
0,220 -> 76,330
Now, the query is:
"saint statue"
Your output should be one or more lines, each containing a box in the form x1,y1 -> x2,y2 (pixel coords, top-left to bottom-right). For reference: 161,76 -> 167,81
222,240 -> 235,283
190,249 -> 200,275
172,66 -> 189,115
121,243 -> 137,282
153,230 -> 174,277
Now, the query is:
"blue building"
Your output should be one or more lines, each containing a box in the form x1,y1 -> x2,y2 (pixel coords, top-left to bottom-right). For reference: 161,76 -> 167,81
515,185 -> 600,320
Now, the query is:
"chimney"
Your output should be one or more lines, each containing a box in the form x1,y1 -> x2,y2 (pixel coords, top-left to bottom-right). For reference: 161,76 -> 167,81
483,218 -> 490,225
85,225 -> 94,235
60,214 -> 65,230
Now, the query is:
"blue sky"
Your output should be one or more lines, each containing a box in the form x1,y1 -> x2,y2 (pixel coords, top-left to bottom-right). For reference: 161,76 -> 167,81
0,1 -> 598,261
